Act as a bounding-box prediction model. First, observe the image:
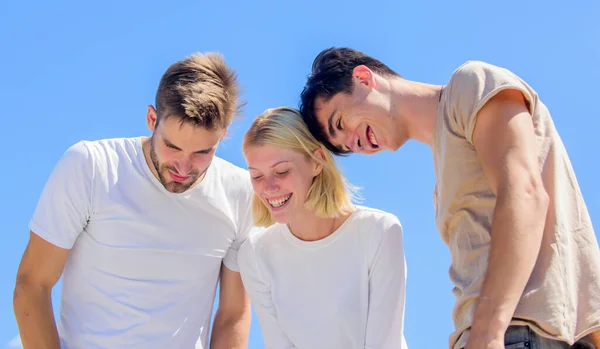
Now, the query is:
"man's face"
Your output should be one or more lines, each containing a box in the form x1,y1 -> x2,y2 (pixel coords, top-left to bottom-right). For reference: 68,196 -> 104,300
313,67 -> 406,155
147,109 -> 226,193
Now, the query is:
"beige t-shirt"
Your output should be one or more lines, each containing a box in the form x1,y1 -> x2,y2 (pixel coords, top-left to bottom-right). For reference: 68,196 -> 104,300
432,60 -> 600,349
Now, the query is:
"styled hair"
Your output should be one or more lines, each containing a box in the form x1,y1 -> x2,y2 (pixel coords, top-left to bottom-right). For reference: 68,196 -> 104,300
155,52 -> 243,130
299,47 -> 400,155
243,107 -> 356,227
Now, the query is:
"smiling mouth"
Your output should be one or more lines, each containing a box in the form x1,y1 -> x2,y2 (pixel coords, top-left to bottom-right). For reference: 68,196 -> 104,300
366,126 -> 379,148
267,194 -> 292,208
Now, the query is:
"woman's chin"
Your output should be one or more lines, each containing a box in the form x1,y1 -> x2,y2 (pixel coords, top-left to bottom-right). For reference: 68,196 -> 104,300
270,207 -> 295,225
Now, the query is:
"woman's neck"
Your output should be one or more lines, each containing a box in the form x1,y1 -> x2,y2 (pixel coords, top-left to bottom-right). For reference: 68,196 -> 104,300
286,208 -> 351,242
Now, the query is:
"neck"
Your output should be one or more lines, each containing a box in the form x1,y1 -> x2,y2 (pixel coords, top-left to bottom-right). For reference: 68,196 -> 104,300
141,136 -> 159,179
286,209 -> 338,242
389,79 -> 443,145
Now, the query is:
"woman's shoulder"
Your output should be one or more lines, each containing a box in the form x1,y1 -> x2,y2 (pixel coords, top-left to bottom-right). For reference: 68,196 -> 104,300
349,205 -> 402,228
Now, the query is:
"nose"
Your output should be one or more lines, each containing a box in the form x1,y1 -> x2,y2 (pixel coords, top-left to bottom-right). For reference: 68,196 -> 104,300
265,176 -> 279,192
174,158 -> 192,175
348,133 -> 362,153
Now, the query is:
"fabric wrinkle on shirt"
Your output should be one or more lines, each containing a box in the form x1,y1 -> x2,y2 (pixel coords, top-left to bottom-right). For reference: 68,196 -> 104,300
431,61 -> 600,349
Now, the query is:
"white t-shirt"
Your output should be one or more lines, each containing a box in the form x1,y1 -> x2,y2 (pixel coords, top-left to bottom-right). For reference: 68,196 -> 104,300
238,206 -> 408,349
29,137 -> 255,349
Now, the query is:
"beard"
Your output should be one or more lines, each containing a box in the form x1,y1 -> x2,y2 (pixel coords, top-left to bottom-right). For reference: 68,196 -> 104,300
149,136 -> 206,194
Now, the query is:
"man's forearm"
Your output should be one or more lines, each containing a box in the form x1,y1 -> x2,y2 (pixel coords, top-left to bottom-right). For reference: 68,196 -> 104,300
13,283 -> 60,349
469,188 -> 549,342
209,310 -> 251,349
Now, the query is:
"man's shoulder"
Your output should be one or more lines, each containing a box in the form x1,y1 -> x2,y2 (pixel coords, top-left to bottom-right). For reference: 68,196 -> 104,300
79,136 -> 140,155
240,224 -> 283,257
211,156 -> 249,177
447,60 -> 528,93
451,60 -> 502,78
210,156 -> 252,195
53,138 -> 113,171
57,137 -> 142,182
66,137 -> 140,163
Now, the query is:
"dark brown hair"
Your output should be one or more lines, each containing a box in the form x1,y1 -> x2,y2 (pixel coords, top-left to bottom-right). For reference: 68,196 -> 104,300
299,47 -> 399,155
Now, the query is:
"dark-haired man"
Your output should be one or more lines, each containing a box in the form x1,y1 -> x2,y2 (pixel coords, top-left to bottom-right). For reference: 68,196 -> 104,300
299,47 -> 600,349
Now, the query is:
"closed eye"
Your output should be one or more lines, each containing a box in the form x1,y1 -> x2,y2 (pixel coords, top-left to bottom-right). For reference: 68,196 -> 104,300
334,143 -> 352,154
252,175 -> 263,180
276,170 -> 289,176
164,138 -> 214,154
336,116 -> 343,130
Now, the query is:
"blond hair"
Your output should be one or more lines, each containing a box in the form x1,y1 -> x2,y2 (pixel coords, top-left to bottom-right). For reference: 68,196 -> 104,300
155,52 -> 243,130
243,107 -> 356,227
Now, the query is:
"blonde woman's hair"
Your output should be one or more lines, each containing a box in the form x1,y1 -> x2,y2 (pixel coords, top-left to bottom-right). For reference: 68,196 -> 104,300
243,107 -> 356,227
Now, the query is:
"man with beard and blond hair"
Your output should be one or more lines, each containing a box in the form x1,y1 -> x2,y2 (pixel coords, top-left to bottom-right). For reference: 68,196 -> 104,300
14,52 -> 255,349
299,47 -> 600,349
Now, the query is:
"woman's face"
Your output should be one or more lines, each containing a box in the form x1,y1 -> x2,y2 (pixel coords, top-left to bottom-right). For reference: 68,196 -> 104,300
245,144 -> 321,224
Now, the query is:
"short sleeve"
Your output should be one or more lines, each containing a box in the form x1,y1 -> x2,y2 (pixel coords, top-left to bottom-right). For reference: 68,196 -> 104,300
447,60 -> 537,144
223,176 -> 256,272
29,141 -> 94,249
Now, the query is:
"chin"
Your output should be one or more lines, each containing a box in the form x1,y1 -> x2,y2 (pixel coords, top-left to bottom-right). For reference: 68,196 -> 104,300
393,140 -> 408,151
164,182 -> 192,194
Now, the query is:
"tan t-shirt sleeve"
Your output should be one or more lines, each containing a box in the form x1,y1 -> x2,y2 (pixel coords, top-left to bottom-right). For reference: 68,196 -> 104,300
446,60 -> 537,144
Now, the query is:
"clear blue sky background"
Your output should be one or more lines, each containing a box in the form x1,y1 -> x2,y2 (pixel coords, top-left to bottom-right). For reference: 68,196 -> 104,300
2,0 -> 599,348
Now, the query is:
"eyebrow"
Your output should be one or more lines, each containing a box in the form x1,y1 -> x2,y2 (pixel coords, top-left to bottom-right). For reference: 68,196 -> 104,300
248,160 -> 291,171
163,138 -> 215,154
327,108 -> 339,137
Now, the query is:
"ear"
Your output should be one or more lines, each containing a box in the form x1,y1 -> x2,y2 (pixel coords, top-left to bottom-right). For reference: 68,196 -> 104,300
311,148 -> 325,177
352,65 -> 376,90
220,126 -> 230,141
146,105 -> 158,132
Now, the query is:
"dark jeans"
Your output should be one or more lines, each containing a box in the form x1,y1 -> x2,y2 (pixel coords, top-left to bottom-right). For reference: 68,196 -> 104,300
503,326 -> 595,349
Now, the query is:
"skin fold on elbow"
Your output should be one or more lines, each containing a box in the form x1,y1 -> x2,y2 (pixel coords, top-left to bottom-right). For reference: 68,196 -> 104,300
522,176 -> 550,216
13,275 -> 50,314
499,175 -> 550,224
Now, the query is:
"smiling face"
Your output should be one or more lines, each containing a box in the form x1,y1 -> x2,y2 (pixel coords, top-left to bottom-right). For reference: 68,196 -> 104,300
311,66 -> 409,155
244,144 -> 322,225
145,107 -> 226,193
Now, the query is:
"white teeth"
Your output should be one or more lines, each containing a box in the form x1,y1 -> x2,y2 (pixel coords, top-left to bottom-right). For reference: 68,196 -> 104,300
368,128 -> 378,146
268,194 -> 291,207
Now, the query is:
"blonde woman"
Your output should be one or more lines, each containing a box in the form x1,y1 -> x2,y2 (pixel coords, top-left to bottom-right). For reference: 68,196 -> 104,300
238,107 -> 408,349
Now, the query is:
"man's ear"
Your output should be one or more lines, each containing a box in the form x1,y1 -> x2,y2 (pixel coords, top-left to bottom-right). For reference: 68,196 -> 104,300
352,65 -> 377,89
146,105 -> 158,132
221,127 -> 230,141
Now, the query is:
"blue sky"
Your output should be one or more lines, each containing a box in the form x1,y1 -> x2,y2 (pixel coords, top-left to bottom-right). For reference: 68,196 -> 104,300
2,0 -> 599,348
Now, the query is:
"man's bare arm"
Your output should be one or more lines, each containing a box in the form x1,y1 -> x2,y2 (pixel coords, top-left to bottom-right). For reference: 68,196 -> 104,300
209,264 -> 252,349
466,89 -> 549,348
14,231 -> 70,349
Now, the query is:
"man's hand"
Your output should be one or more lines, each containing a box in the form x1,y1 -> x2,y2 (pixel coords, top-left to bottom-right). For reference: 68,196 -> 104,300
209,264 -> 252,349
467,88 -> 549,345
14,231 -> 70,349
